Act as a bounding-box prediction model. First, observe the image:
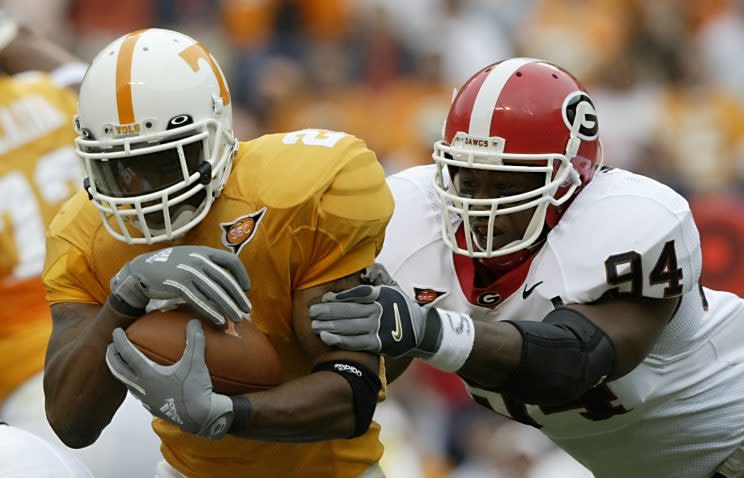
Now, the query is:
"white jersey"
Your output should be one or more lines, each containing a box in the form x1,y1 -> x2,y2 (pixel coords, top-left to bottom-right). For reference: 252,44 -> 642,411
380,165 -> 744,478
0,423 -> 93,477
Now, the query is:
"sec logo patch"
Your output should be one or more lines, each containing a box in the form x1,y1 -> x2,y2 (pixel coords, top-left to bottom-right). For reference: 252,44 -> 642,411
221,208 -> 266,254
412,287 -> 448,306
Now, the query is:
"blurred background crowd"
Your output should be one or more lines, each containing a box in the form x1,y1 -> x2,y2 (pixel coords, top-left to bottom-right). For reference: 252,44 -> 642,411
4,0 -> 744,476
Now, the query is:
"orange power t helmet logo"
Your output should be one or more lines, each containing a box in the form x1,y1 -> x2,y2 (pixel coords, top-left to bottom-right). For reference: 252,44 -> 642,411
220,208 -> 266,255
115,30 -> 231,125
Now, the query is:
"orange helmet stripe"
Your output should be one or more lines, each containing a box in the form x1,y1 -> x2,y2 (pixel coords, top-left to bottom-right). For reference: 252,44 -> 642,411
178,43 -> 231,106
115,29 -> 147,125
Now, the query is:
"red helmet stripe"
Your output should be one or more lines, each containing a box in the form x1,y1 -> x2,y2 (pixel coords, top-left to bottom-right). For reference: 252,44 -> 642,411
468,58 -> 538,137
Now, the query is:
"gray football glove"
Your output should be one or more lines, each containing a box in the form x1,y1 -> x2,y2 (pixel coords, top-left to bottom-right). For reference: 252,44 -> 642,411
109,246 -> 251,327
310,284 -> 442,359
360,263 -> 400,287
105,319 -> 234,440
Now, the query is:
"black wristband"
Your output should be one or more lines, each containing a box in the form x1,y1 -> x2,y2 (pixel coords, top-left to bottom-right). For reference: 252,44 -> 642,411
107,294 -> 146,317
227,396 -> 252,435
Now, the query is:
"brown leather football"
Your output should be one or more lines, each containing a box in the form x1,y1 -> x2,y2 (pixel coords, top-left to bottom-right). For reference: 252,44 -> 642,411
125,306 -> 282,395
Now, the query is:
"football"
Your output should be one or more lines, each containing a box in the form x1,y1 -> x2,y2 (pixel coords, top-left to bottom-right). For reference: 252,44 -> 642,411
125,306 -> 282,395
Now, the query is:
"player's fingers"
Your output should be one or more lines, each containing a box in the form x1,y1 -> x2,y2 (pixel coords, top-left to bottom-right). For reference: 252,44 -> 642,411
173,274 -> 227,328
191,273 -> 247,324
311,316 -> 377,335
110,329 -> 156,378
318,331 -> 378,352
309,301 -> 379,320
360,264 -> 398,287
182,319 -> 206,364
321,285 -> 380,304
192,253 -> 252,314
105,342 -> 146,395
176,262 -> 246,323
163,278 -> 226,327
204,249 -> 251,291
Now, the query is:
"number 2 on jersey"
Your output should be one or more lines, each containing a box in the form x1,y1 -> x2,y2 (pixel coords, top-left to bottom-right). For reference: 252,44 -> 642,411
282,129 -> 346,148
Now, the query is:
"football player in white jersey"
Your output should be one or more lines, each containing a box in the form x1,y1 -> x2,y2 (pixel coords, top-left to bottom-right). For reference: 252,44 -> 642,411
310,58 -> 744,478
0,421 -> 93,477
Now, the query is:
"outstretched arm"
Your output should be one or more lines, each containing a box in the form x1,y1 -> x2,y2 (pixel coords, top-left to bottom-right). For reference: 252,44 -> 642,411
457,296 -> 676,401
311,282 -> 677,406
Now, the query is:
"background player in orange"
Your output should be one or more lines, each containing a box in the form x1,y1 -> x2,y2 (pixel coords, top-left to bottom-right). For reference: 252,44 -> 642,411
0,9 -> 86,407
0,12 -> 164,478
43,28 -> 393,478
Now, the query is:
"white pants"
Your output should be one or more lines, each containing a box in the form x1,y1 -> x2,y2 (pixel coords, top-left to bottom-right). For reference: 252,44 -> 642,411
1,372 -> 163,478
0,424 -> 93,478
155,460 -> 387,478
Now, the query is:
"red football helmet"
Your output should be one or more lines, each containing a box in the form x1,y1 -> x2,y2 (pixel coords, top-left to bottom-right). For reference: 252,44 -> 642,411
433,58 -> 603,258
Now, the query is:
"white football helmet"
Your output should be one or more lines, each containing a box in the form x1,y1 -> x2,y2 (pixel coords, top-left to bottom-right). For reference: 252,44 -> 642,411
74,28 -> 237,244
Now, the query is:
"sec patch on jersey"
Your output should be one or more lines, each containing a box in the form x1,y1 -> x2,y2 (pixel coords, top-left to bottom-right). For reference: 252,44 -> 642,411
220,208 -> 267,255
126,306 -> 282,394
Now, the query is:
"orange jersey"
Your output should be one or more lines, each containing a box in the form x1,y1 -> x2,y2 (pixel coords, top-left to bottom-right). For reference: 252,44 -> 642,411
43,131 -> 394,478
0,72 -> 80,401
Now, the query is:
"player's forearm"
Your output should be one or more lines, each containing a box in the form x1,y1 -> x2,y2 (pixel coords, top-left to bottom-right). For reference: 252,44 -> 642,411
228,372 -> 358,442
0,24 -> 82,75
44,301 -> 138,448
455,320 -> 522,389
384,356 -> 413,383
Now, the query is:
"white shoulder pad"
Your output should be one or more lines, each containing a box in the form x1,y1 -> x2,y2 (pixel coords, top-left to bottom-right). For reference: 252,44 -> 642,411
547,169 -> 701,302
377,165 -> 444,274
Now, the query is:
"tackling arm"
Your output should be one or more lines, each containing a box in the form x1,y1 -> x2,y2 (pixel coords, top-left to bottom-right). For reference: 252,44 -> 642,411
228,272 -> 382,442
458,296 -> 676,404
311,282 -> 677,407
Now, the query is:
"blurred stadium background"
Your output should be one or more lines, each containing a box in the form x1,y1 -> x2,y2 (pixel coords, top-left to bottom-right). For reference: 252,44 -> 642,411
4,0 -> 744,476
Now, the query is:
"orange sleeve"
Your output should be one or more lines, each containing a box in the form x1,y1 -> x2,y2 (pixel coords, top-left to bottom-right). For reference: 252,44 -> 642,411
294,147 -> 393,290
42,192 -> 107,305
43,237 -> 106,305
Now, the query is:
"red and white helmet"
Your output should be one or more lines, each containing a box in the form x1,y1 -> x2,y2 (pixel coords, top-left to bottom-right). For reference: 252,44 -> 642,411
74,28 -> 237,244
433,58 -> 602,258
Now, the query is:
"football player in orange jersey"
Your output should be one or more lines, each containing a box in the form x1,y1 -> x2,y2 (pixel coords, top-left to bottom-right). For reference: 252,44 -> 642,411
42,28 -> 393,478
0,12 -> 164,478
0,11 -> 86,405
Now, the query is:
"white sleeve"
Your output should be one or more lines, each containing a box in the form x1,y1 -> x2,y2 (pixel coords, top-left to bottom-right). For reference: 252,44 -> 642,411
50,62 -> 88,88
377,167 -> 443,275
551,194 -> 702,303
11,62 -> 88,88
0,425 -> 94,477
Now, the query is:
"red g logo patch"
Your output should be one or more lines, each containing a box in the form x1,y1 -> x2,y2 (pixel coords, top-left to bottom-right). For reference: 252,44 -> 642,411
220,208 -> 266,254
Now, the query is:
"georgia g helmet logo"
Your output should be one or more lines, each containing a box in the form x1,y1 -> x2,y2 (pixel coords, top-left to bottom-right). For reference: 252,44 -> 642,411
562,91 -> 598,141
